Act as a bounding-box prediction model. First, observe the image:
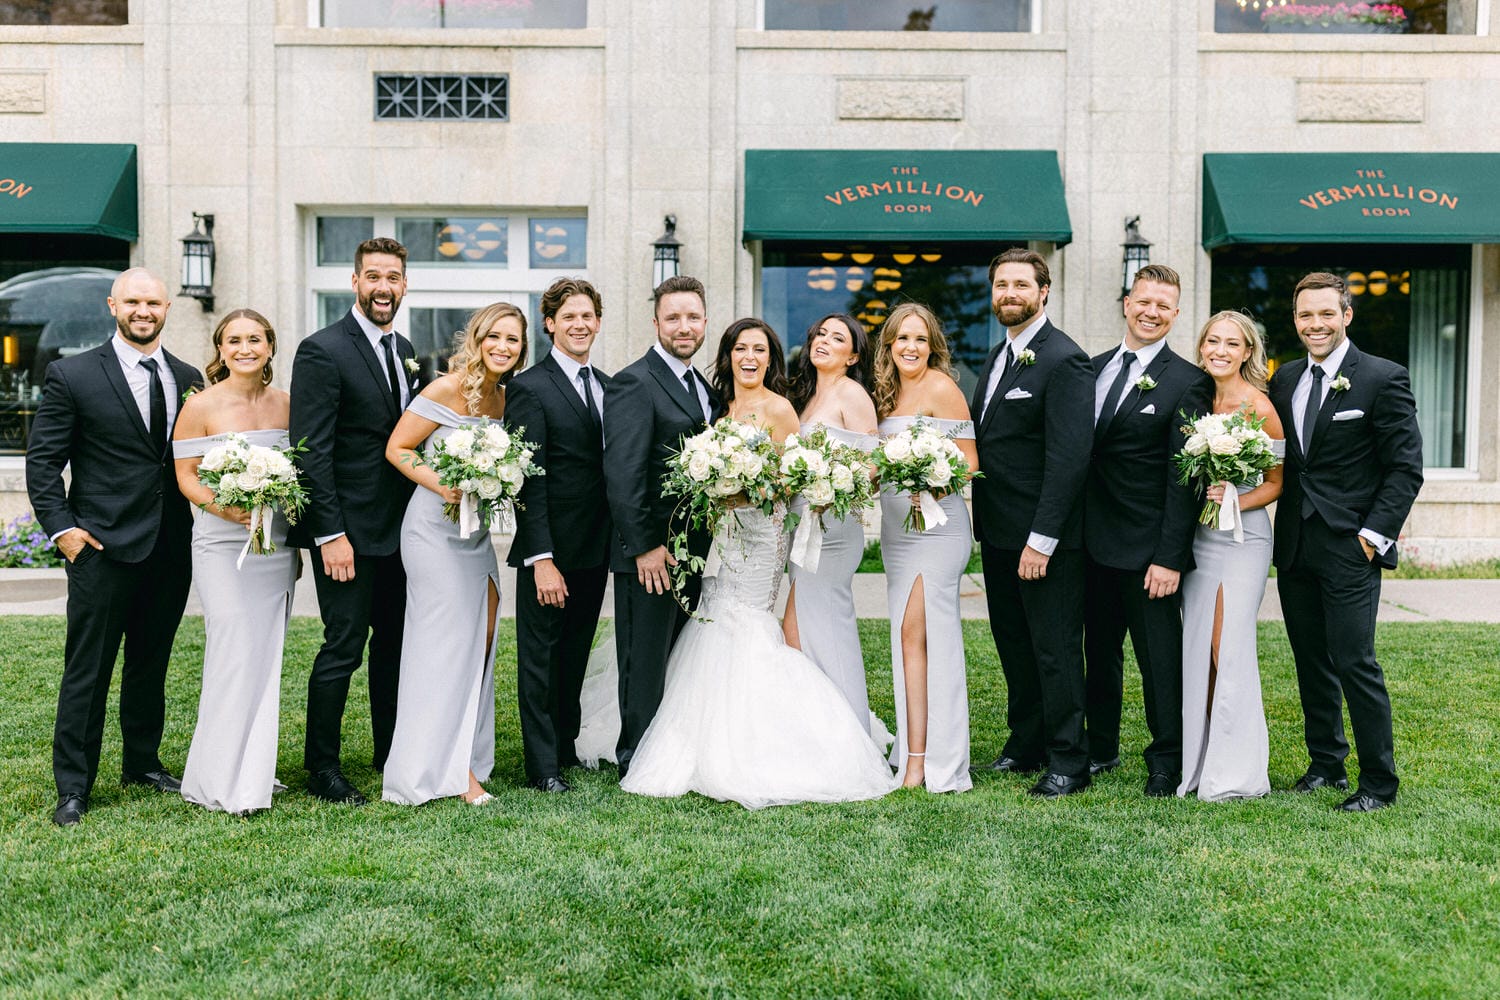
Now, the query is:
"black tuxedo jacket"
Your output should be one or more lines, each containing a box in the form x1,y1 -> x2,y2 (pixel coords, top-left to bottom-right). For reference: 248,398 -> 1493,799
288,311 -> 420,556
27,340 -> 203,564
603,348 -> 721,574
504,353 -> 614,571
1268,341 -> 1423,571
1084,344 -> 1214,573
969,319 -> 1094,551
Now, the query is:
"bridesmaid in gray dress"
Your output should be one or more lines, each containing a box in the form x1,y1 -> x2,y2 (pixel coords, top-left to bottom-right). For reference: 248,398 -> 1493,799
782,313 -> 889,741
1179,311 -> 1285,801
173,309 -> 298,815
871,303 -> 978,793
382,303 -> 528,806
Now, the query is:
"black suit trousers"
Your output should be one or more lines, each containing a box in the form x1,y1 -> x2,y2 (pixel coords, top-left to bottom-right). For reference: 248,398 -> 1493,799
55,532 -> 190,796
612,572 -> 700,770
515,562 -> 608,780
1083,559 -> 1184,774
1277,513 -> 1397,800
980,542 -> 1088,777
305,550 -> 406,773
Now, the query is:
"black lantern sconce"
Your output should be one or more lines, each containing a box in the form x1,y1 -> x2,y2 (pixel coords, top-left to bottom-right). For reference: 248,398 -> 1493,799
652,215 -> 682,290
1121,216 -> 1151,300
179,213 -> 216,312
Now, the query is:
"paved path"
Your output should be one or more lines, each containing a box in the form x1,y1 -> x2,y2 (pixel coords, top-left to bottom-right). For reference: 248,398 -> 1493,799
2,561 -> 1497,623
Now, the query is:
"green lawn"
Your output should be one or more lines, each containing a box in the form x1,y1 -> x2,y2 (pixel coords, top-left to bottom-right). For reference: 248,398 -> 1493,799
1,617 -> 1497,998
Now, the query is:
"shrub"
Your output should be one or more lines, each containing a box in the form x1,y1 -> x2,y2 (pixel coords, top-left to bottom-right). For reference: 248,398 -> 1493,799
0,513 -> 65,569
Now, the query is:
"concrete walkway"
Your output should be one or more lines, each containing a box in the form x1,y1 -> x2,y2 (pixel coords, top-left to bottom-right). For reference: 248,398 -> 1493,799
2,559 -> 1496,623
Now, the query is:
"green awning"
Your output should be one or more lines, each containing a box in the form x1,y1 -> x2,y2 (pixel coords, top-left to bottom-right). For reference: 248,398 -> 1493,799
744,149 -> 1071,245
1203,153 -> 1500,249
0,143 -> 138,241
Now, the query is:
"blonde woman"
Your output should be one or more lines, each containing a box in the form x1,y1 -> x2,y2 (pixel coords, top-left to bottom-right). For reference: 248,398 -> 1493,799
382,303 -> 528,806
1179,311 -> 1284,802
873,303 -> 978,792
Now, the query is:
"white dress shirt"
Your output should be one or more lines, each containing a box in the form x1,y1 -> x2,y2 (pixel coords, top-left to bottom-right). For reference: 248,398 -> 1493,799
978,312 -> 1059,558
653,341 -> 710,422
1093,338 -> 1167,423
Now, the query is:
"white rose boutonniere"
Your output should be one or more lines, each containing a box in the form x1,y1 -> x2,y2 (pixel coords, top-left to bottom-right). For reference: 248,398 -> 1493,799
404,357 -> 420,375
1017,348 -> 1036,366
1330,374 -> 1351,392
1135,374 -> 1157,391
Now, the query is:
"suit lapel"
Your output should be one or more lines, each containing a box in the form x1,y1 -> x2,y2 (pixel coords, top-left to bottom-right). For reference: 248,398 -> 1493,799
96,343 -> 154,449
647,350 -> 704,423
1101,347 -> 1171,440
1307,343 -> 1360,464
1275,358 -> 1308,463
541,354 -> 591,425
346,313 -> 399,420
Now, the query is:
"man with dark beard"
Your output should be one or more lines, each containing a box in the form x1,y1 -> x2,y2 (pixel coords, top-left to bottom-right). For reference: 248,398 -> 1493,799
290,237 -> 420,804
27,268 -> 203,825
968,248 -> 1095,798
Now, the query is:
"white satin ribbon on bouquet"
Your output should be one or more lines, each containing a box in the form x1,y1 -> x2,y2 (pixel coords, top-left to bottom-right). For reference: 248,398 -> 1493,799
918,491 -> 948,531
496,500 -> 516,536
458,493 -> 483,539
789,512 -> 824,572
1216,485 -> 1244,543
236,504 -> 274,570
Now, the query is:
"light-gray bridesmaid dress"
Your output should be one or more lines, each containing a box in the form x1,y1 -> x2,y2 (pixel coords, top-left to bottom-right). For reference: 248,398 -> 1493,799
877,415 -> 974,794
176,430 -> 298,815
382,396 -> 501,805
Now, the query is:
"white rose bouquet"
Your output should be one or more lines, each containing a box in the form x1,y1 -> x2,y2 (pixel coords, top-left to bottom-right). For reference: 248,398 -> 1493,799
872,417 -> 977,532
426,418 -> 544,538
1173,409 -> 1281,535
661,418 -> 784,607
778,427 -> 878,571
196,434 -> 308,566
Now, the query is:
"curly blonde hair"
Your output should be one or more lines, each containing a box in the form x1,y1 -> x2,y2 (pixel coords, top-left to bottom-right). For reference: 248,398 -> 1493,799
871,302 -> 955,418
1195,310 -> 1269,391
451,302 -> 529,415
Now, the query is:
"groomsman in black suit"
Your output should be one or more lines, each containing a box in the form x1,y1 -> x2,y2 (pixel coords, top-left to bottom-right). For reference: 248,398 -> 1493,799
603,275 -> 719,777
1082,264 -> 1214,796
289,237 -> 420,805
970,248 -> 1096,798
27,268 -> 202,826
1269,272 -> 1423,812
506,278 -> 613,793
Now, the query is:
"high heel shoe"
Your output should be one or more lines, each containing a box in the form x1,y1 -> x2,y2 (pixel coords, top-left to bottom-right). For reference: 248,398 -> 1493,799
464,791 -> 494,806
901,751 -> 926,789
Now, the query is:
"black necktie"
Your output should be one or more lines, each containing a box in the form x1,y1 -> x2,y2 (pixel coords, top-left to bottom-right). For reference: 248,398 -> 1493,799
1302,364 -> 1325,455
140,357 -> 167,454
1095,350 -> 1136,436
578,366 -> 602,431
683,369 -> 701,420
381,334 -> 403,413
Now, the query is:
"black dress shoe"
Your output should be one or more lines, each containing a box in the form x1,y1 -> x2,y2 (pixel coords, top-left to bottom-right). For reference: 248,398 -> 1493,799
1144,772 -> 1177,797
1088,757 -> 1122,776
1292,772 -> 1349,793
983,755 -> 1042,774
528,776 -> 571,793
307,768 -> 368,806
52,793 -> 87,827
1028,772 -> 1091,798
121,769 -> 183,793
1338,791 -> 1393,813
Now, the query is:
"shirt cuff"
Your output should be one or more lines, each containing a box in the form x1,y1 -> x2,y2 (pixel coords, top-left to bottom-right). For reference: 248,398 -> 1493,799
1025,532 -> 1059,557
49,527 -> 76,544
1358,528 -> 1394,555
314,532 -> 346,547
523,552 -> 554,567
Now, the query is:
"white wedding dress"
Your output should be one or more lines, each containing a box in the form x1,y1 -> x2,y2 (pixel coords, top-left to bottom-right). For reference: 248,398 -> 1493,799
618,505 -> 897,809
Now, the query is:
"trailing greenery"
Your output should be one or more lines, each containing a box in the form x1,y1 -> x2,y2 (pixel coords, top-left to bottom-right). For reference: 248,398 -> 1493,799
1,617 -> 1497,997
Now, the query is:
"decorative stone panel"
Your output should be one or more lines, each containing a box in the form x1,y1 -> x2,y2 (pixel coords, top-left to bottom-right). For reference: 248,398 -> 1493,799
0,73 -> 45,114
1297,80 -> 1423,123
836,77 -> 963,121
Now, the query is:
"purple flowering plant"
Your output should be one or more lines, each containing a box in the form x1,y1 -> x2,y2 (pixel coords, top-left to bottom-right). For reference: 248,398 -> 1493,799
0,513 -> 64,568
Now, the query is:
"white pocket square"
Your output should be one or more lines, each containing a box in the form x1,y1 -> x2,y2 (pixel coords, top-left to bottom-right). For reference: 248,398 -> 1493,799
1332,409 -> 1365,421
1004,388 -> 1032,400
1139,403 -> 1156,415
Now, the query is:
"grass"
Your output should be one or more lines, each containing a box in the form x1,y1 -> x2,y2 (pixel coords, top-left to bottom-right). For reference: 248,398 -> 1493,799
1,616 -> 1498,997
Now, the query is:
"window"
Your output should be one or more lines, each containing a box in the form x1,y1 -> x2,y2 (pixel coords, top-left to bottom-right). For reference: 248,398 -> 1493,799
318,0 -> 586,29
307,211 -> 588,379
374,75 -> 508,121
764,0 -> 1033,31
0,0 -> 125,24
1210,243 -> 1471,468
1214,0 -> 1482,34
760,243 -> 1008,397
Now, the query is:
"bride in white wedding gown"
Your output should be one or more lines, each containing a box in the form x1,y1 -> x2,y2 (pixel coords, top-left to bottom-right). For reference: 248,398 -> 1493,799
608,319 -> 896,809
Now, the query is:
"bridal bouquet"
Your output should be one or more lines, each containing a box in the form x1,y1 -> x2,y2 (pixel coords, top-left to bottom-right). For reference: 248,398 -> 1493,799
426,418 -> 544,538
197,434 -> 308,566
872,418 -> 977,532
1174,409 -> 1280,540
661,418 -> 784,607
779,428 -> 877,571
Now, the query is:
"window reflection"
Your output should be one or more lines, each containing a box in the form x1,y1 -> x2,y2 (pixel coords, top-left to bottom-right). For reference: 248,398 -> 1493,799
320,0 -> 586,29
0,0 -> 126,25
1214,0 -> 1477,34
765,0 -> 1031,31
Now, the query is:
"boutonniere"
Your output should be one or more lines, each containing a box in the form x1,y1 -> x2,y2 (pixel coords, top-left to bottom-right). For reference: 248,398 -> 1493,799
181,386 -> 199,403
404,358 -> 420,375
1016,348 -> 1036,366
1329,374 -> 1351,392
1135,374 -> 1157,391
